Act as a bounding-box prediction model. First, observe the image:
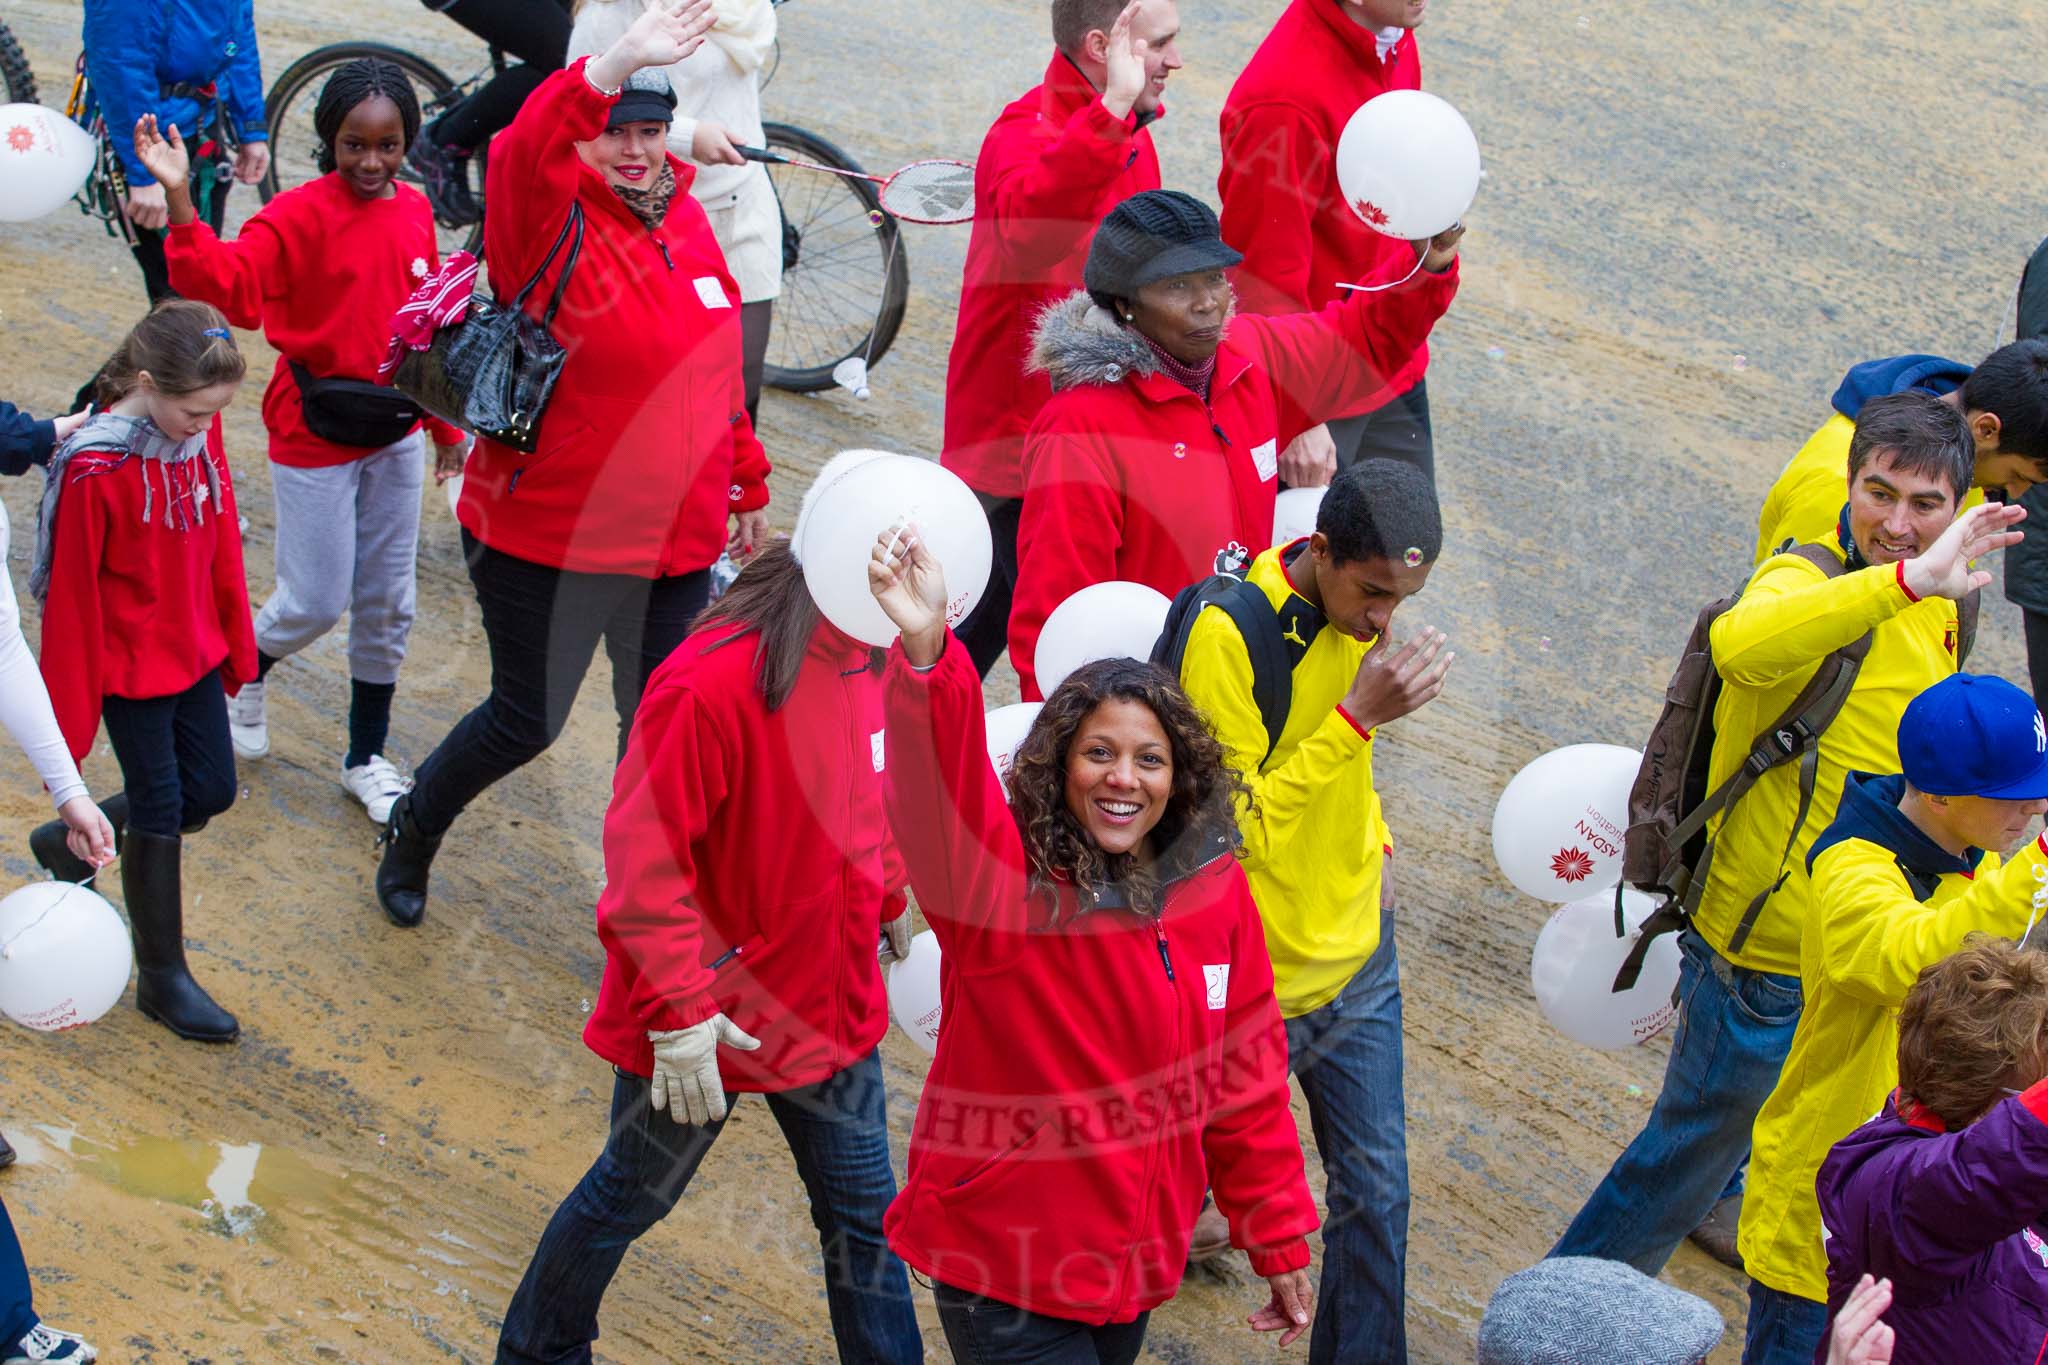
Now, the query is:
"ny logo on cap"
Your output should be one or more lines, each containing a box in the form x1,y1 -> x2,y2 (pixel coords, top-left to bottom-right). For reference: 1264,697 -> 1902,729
2034,711 -> 2045,755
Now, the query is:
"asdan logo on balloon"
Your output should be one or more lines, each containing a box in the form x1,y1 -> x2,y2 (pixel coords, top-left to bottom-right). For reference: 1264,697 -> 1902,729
1548,847 -> 1596,884
5,124 -> 34,154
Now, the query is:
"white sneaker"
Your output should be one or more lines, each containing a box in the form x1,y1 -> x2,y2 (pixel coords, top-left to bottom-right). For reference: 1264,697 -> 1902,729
5,1322 -> 98,1363
226,679 -> 270,759
342,755 -> 412,825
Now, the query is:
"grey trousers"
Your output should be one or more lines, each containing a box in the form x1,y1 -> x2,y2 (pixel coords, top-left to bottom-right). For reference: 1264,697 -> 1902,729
253,432 -> 424,685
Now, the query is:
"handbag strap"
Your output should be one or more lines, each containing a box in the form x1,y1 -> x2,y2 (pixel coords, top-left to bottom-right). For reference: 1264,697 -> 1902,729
508,203 -> 585,326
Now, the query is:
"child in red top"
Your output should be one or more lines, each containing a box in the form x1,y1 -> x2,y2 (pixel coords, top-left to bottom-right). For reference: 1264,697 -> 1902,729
135,59 -> 469,826
30,300 -> 257,1043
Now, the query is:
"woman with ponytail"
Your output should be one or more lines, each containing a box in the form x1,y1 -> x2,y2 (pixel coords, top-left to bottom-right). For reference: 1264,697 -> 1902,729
130,58 -> 469,826
31,300 -> 254,1043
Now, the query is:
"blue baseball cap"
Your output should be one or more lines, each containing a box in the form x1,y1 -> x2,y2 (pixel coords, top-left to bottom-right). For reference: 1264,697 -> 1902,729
1898,673 -> 2048,800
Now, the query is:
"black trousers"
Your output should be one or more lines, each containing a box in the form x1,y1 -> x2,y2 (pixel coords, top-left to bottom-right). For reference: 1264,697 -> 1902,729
407,532 -> 709,836
933,1282 -> 1149,1365
1326,377 -> 1435,485
952,493 -> 1023,679
102,668 -> 239,837
422,0 -> 574,150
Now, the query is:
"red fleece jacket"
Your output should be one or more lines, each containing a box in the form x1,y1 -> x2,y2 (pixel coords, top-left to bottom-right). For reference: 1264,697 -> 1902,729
583,618 -> 905,1093
1008,260 -> 1457,699
941,52 -> 1162,501
1219,0 -> 1430,411
166,174 -> 467,468
457,61 -> 769,578
880,635 -> 1316,1324
38,420 -> 257,762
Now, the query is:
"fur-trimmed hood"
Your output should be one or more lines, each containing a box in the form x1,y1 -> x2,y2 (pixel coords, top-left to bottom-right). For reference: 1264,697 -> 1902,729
1026,292 -> 1160,394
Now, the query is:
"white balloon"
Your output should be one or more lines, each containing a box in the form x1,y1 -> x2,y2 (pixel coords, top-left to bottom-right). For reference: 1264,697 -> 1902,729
1335,90 -> 1481,240
886,929 -> 942,1056
984,702 -> 1043,794
1272,486 -> 1325,548
1530,889 -> 1680,1049
1491,743 -> 1640,902
0,881 -> 133,1032
0,105 -> 98,223
443,472 -> 463,517
1034,581 -> 1172,696
799,453 -> 993,647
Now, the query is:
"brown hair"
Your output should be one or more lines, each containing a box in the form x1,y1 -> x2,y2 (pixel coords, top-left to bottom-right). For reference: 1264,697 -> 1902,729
1007,656 -> 1246,920
695,540 -> 877,711
1051,0 -> 1126,57
1897,934 -> 2048,1128
93,299 -> 246,409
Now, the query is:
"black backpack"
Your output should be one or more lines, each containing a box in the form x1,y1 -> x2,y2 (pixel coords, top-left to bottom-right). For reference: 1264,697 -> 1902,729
1152,573 -> 1317,768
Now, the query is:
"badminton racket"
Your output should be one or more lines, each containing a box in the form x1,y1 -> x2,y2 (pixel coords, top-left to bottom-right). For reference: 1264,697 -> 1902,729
738,148 -> 976,225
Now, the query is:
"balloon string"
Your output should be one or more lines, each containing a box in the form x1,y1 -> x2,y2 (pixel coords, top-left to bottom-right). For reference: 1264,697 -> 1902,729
0,872 -> 99,959
1334,250 -> 1428,295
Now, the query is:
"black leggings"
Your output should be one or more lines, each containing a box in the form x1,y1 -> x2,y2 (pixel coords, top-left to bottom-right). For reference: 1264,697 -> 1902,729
420,0 -> 573,151
740,299 -> 773,424
405,532 -> 710,837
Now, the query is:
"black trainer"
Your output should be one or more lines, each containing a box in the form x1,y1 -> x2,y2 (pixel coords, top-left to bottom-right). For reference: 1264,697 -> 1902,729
406,119 -> 481,227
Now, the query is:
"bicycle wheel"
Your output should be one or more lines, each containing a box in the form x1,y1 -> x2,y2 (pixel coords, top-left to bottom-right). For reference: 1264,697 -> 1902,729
250,42 -> 478,259
0,20 -> 34,104
760,122 -> 910,394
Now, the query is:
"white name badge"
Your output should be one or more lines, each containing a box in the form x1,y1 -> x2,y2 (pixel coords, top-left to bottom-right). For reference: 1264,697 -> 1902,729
1251,438 -> 1278,482
1204,964 -> 1230,1010
694,276 -> 732,310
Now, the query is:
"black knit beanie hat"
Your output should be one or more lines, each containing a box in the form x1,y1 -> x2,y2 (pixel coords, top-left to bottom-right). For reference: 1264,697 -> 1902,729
1084,190 -> 1244,310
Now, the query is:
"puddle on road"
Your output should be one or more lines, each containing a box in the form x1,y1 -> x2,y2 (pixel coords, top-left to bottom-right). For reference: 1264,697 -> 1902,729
30,1125 -> 407,1244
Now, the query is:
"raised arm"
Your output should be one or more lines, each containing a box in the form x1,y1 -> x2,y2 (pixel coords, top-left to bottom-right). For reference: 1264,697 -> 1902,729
1231,237 -> 1459,443
871,527 -> 1036,956
1818,833 -> 2048,1007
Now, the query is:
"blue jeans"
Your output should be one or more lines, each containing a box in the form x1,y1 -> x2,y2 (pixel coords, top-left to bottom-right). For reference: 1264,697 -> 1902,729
1743,1281 -> 1828,1365
1283,912 -> 1408,1365
496,1052 -> 919,1363
0,1196 -> 36,1346
1551,930 -> 1803,1274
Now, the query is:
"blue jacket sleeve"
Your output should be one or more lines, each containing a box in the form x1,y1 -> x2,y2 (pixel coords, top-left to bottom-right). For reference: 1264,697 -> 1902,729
0,403 -> 55,478
222,0 -> 266,139
83,0 -> 168,179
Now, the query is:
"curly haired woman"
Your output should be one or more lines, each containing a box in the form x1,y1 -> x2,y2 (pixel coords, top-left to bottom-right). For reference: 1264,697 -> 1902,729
867,522 -> 1317,1364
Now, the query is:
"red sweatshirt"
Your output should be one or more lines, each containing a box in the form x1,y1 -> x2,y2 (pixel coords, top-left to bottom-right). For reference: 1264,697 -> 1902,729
165,174 -> 466,468
881,636 -> 1315,1323
1007,262 -> 1457,699
39,420 -> 257,762
1218,0 -> 1429,411
940,52 -> 1162,501
583,617 -> 905,1092
458,61 -> 770,578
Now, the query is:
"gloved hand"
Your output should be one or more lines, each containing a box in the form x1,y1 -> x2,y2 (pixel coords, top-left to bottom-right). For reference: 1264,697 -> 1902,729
879,908 -> 914,967
647,1013 -> 760,1126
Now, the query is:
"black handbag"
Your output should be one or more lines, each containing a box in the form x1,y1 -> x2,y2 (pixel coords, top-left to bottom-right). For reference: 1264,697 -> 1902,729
288,361 -> 424,448
393,204 -> 584,455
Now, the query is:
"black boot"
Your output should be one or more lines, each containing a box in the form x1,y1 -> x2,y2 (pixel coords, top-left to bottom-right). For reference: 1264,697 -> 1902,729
375,792 -> 443,928
122,830 -> 239,1042
29,793 -> 129,883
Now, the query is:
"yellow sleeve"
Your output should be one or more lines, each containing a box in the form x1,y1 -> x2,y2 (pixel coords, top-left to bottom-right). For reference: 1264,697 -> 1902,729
1179,604 -> 1371,871
1817,835 -> 2048,1007
1709,555 -> 1918,686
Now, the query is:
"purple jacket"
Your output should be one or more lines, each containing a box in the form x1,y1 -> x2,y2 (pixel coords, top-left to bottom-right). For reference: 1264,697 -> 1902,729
1817,1082 -> 2048,1362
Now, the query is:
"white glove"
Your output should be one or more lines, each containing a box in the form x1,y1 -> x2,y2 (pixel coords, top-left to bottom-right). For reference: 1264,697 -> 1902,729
878,908 -> 914,966
647,1013 -> 760,1126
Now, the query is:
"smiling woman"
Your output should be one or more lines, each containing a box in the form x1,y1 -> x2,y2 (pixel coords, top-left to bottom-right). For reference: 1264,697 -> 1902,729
866,524 -> 1323,1360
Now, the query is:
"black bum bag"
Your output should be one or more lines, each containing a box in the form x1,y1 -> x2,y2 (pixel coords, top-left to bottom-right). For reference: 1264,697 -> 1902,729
289,360 -> 424,449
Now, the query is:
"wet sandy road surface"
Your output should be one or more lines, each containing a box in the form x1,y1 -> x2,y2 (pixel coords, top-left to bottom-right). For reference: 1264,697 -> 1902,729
1,0 -> 2045,1359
